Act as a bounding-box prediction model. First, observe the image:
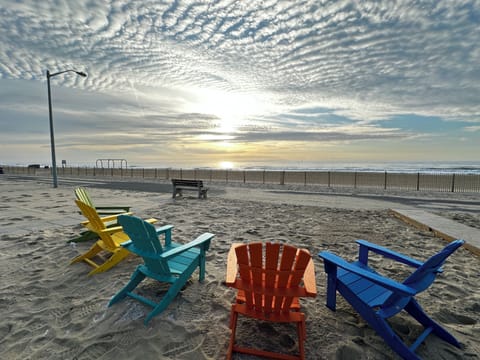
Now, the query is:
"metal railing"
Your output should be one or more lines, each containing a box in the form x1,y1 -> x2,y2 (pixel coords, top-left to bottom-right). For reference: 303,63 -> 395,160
3,166 -> 480,193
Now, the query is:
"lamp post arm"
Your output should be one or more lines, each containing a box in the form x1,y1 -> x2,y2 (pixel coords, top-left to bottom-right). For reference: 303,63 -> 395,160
48,69 -> 87,78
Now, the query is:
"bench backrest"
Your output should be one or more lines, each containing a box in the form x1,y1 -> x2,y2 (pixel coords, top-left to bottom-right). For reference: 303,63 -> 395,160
172,179 -> 204,187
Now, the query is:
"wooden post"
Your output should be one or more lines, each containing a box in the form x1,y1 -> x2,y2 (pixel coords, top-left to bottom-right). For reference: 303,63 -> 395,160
416,172 -> 420,191
384,171 -> 387,190
451,174 -> 455,192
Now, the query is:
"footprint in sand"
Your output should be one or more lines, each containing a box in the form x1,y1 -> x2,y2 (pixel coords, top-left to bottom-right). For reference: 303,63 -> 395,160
161,332 -> 203,358
76,342 -> 112,360
435,309 -> 477,325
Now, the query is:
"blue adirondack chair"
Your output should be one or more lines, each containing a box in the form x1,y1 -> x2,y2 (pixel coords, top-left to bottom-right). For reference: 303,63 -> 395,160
108,214 -> 214,325
318,239 -> 464,360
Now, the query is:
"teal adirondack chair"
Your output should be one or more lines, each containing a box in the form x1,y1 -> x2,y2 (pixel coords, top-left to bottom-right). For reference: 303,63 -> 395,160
318,239 -> 464,360
108,214 -> 214,325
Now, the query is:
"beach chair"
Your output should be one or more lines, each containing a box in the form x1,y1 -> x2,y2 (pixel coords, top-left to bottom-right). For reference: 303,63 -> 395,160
75,186 -> 131,215
225,242 -> 317,360
71,199 -> 159,275
318,239 -> 465,360
108,214 -> 214,325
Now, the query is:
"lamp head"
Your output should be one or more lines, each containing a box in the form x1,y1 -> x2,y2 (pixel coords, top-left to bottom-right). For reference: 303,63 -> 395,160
76,71 -> 87,77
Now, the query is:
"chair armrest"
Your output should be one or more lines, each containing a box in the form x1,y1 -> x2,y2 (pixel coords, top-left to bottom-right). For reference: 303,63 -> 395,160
95,205 -> 131,212
356,239 -> 424,268
100,225 -> 124,234
156,224 -> 173,234
98,212 -> 133,222
319,251 -> 417,296
160,232 -> 214,260
225,243 -> 243,285
156,224 -> 173,246
303,258 -> 317,297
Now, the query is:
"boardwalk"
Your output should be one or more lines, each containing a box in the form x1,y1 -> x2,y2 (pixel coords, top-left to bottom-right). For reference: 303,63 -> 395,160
391,209 -> 480,256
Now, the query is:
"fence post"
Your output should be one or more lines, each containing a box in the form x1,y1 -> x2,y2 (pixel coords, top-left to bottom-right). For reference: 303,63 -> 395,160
451,174 -> 455,192
304,171 -> 307,186
280,171 -> 285,185
328,171 -> 331,187
416,172 -> 420,191
243,170 -> 246,184
354,172 -> 357,189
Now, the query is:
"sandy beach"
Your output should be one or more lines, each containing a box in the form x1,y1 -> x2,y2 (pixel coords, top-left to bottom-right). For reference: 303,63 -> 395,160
0,176 -> 479,359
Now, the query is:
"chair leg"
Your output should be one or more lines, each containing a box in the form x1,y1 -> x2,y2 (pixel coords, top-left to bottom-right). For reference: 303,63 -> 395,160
198,256 -> 206,282
70,242 -> 102,264
369,317 -> 421,360
144,274 -> 192,324
325,272 -> 338,311
297,320 -> 306,360
227,307 -> 238,360
88,248 -> 130,276
109,267 -> 146,306
405,299 -> 461,348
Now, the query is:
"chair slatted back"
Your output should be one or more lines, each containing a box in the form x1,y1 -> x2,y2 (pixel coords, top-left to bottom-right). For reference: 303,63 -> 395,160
75,199 -> 115,249
118,215 -> 170,274
234,242 -> 311,314
381,239 -> 464,317
75,187 -> 95,208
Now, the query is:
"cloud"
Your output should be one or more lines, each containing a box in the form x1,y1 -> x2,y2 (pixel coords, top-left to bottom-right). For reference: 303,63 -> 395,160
0,0 -> 479,165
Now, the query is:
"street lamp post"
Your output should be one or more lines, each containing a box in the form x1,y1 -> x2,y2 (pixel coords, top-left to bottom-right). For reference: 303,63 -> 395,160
46,69 -> 87,188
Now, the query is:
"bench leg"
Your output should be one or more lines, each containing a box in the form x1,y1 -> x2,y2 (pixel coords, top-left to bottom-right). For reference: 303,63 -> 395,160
172,187 -> 182,198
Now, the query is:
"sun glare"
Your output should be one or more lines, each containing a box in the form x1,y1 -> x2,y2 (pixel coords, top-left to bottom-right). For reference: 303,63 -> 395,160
189,88 -> 266,134
219,161 -> 234,169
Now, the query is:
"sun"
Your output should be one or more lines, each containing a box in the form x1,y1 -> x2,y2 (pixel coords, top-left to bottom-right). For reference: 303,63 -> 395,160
188,88 -> 266,134
219,161 -> 234,169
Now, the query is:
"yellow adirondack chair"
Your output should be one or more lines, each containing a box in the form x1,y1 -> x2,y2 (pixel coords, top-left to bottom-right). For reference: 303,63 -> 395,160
71,199 -> 158,275
75,187 -> 131,215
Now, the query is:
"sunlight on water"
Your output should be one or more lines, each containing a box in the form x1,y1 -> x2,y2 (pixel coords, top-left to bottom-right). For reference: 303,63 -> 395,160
219,161 -> 234,169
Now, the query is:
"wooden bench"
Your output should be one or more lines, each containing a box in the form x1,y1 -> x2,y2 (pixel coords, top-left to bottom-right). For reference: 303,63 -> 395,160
172,179 -> 208,199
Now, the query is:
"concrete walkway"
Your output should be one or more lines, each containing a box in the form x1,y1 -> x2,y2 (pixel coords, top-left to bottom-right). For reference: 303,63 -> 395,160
391,209 -> 480,256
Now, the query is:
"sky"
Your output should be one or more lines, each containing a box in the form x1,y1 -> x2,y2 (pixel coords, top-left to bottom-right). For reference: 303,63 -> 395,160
1,0 -> 479,170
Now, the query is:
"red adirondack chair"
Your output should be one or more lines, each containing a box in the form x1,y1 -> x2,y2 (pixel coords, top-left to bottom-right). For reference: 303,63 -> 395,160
225,242 -> 317,360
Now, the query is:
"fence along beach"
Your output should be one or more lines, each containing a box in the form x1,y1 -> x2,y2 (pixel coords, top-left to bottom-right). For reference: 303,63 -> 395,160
4,165 -> 480,192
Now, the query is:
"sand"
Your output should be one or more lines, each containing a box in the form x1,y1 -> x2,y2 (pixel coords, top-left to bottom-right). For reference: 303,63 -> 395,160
0,176 -> 479,359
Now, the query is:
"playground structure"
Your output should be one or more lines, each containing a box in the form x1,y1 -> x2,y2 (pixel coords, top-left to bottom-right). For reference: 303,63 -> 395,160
95,159 -> 128,169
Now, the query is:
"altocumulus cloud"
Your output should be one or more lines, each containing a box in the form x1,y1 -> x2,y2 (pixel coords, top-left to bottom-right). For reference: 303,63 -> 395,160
0,0 -> 479,166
